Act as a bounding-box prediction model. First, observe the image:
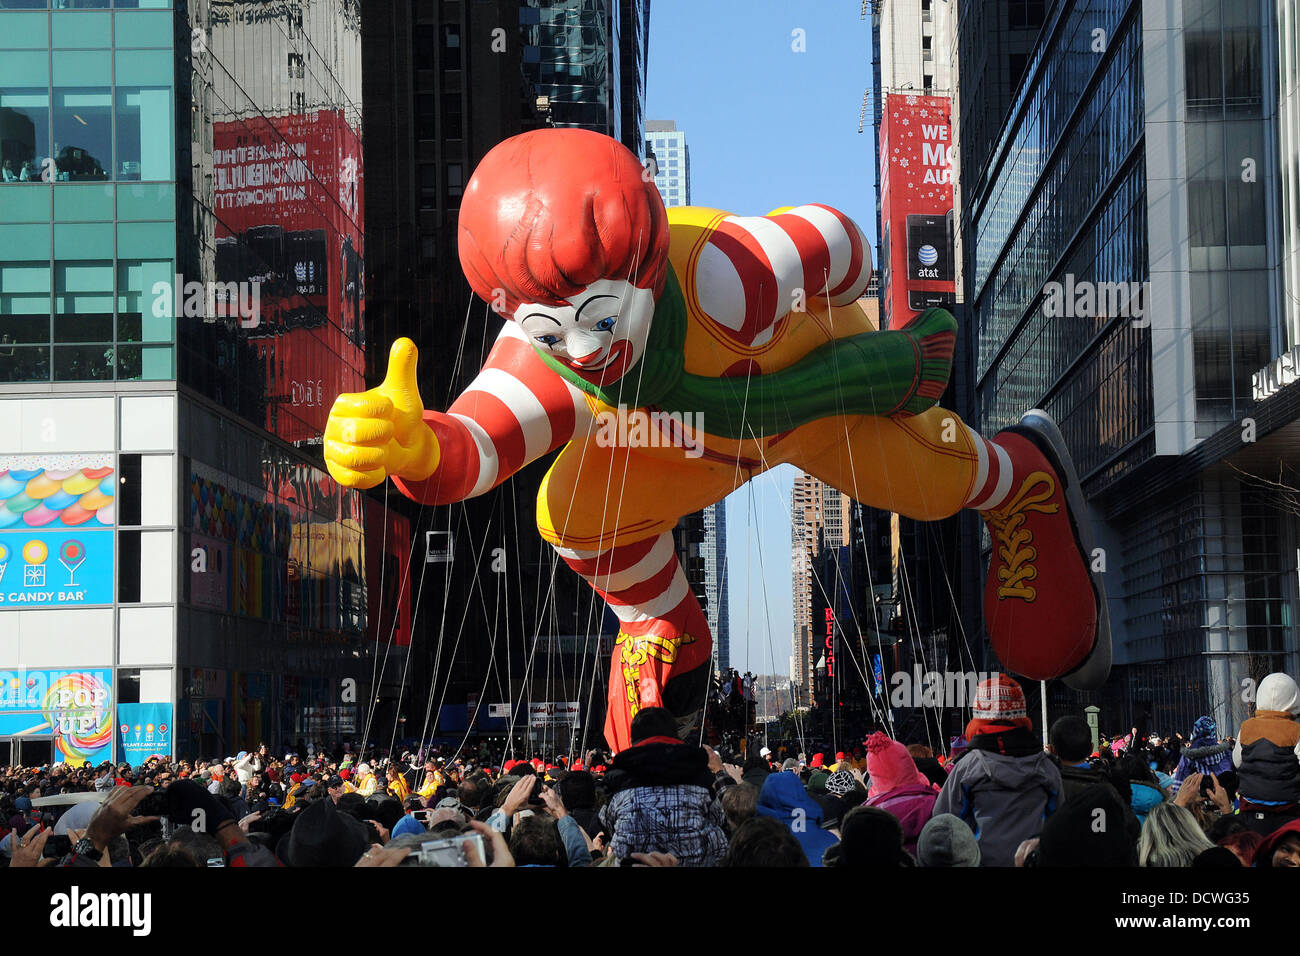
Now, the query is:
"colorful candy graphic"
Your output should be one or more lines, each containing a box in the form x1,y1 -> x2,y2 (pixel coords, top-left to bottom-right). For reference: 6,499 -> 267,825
0,463 -> 115,528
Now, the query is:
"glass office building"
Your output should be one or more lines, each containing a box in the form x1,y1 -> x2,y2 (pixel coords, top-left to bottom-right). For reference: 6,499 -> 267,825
0,0 -> 403,764
522,0 -> 648,158
959,0 -> 1300,734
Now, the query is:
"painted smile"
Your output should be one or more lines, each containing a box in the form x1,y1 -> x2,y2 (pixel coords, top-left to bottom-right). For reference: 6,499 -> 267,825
565,340 -> 633,385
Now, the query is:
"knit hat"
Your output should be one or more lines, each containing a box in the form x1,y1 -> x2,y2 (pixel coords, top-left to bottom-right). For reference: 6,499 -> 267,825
965,675 -> 1033,738
824,769 -> 856,796
807,771 -> 829,794
1190,715 -> 1217,742
916,813 -> 980,867
282,796 -> 371,866
810,753 -> 825,769
864,732 -> 933,797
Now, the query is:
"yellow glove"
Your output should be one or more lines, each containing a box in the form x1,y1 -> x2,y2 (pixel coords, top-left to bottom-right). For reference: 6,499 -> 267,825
324,338 -> 440,489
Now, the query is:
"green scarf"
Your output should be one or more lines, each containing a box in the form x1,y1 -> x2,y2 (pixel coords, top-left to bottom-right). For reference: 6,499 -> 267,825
530,268 -> 955,440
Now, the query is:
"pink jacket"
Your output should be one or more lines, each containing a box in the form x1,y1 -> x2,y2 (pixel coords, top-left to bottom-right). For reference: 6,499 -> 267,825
866,783 -> 940,856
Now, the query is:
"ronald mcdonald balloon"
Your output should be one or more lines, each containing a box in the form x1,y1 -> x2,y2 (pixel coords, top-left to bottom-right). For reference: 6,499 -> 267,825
324,129 -> 1111,752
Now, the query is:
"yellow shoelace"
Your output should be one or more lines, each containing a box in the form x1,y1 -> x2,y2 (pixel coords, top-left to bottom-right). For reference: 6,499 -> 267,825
985,471 -> 1059,601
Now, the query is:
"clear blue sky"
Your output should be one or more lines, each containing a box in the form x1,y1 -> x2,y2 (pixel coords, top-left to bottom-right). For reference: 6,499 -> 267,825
646,0 -> 877,677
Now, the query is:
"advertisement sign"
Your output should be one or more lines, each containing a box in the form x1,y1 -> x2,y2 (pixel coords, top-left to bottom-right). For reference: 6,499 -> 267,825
873,653 -> 884,696
118,703 -> 173,766
0,455 -> 115,609
879,94 -> 955,329
212,110 -> 365,445
528,701 -> 581,729
0,529 -> 114,608
0,668 -> 114,765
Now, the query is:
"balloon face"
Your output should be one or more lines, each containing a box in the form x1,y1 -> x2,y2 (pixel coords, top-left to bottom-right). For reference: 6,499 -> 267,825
515,278 -> 655,387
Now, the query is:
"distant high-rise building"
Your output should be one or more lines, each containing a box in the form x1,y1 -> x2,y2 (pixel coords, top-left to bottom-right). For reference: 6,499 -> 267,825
791,475 -> 850,708
646,119 -> 689,207
702,501 -> 729,673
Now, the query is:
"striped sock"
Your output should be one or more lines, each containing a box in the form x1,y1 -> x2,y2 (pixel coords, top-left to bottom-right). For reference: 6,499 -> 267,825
964,427 -> 1015,512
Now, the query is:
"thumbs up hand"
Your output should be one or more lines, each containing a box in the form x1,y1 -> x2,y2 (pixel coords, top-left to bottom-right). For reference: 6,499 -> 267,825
324,338 -> 440,488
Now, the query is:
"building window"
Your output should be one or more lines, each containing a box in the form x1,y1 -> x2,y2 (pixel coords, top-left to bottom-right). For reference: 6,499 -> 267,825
416,94 -> 436,139
446,162 -> 463,198
1008,0 -> 1045,30
52,88 -> 111,181
116,86 -> 173,181
443,24 -> 461,71
0,88 -> 49,182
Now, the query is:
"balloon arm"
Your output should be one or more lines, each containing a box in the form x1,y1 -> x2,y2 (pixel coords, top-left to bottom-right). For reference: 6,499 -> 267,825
393,327 -> 592,505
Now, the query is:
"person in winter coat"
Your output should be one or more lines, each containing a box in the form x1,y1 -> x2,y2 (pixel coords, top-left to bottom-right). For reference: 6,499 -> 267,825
864,732 -> 939,856
1251,816 -> 1300,867
598,707 -> 727,866
1034,782 -> 1138,866
1233,672 -> 1300,835
755,770 -> 839,867
1171,716 -> 1233,796
1117,752 -> 1166,827
1049,715 -> 1119,806
932,676 -> 1061,867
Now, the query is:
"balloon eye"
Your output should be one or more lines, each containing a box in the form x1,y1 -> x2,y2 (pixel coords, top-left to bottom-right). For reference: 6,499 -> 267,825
594,317 -> 616,332
537,335 -> 560,346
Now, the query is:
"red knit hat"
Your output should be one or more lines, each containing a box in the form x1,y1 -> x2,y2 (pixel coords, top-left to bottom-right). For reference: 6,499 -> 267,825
965,674 -> 1033,737
865,732 -> 934,797
810,753 -> 824,769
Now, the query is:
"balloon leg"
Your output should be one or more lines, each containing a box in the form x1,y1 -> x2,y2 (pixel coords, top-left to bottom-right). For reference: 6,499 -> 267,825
552,531 -> 714,753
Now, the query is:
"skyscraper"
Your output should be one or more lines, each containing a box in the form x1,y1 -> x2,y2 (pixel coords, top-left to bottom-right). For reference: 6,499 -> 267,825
646,119 -> 689,207
959,0 -> 1300,734
0,0 -> 401,762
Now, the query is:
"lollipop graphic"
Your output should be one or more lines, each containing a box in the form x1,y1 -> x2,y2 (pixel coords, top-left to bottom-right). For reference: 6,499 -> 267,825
42,672 -> 112,763
59,539 -> 86,586
0,541 -> 8,587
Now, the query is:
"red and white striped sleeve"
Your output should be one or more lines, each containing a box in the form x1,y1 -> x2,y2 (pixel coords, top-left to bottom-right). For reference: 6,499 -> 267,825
393,322 -> 593,505
693,203 -> 874,348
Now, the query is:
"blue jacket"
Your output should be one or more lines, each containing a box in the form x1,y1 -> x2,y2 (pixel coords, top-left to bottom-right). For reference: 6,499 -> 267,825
756,772 -> 838,867
1130,782 -> 1164,827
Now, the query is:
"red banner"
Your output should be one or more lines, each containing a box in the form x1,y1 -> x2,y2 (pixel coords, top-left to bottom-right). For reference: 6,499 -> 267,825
212,110 -> 365,445
878,94 -> 955,330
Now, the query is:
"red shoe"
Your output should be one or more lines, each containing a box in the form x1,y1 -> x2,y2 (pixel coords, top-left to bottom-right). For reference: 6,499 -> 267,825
980,410 -> 1111,689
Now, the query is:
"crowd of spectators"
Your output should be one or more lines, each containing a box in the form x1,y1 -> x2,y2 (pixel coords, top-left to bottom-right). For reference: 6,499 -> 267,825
3,672 -> 1299,868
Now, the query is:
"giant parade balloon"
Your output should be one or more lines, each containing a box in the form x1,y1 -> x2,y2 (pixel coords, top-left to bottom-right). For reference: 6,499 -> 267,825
324,128 -> 1110,752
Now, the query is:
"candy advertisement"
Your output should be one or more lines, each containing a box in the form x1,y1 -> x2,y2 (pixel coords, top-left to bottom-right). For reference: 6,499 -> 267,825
0,455 -> 116,609
0,668 -> 114,765
117,702 -> 173,766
